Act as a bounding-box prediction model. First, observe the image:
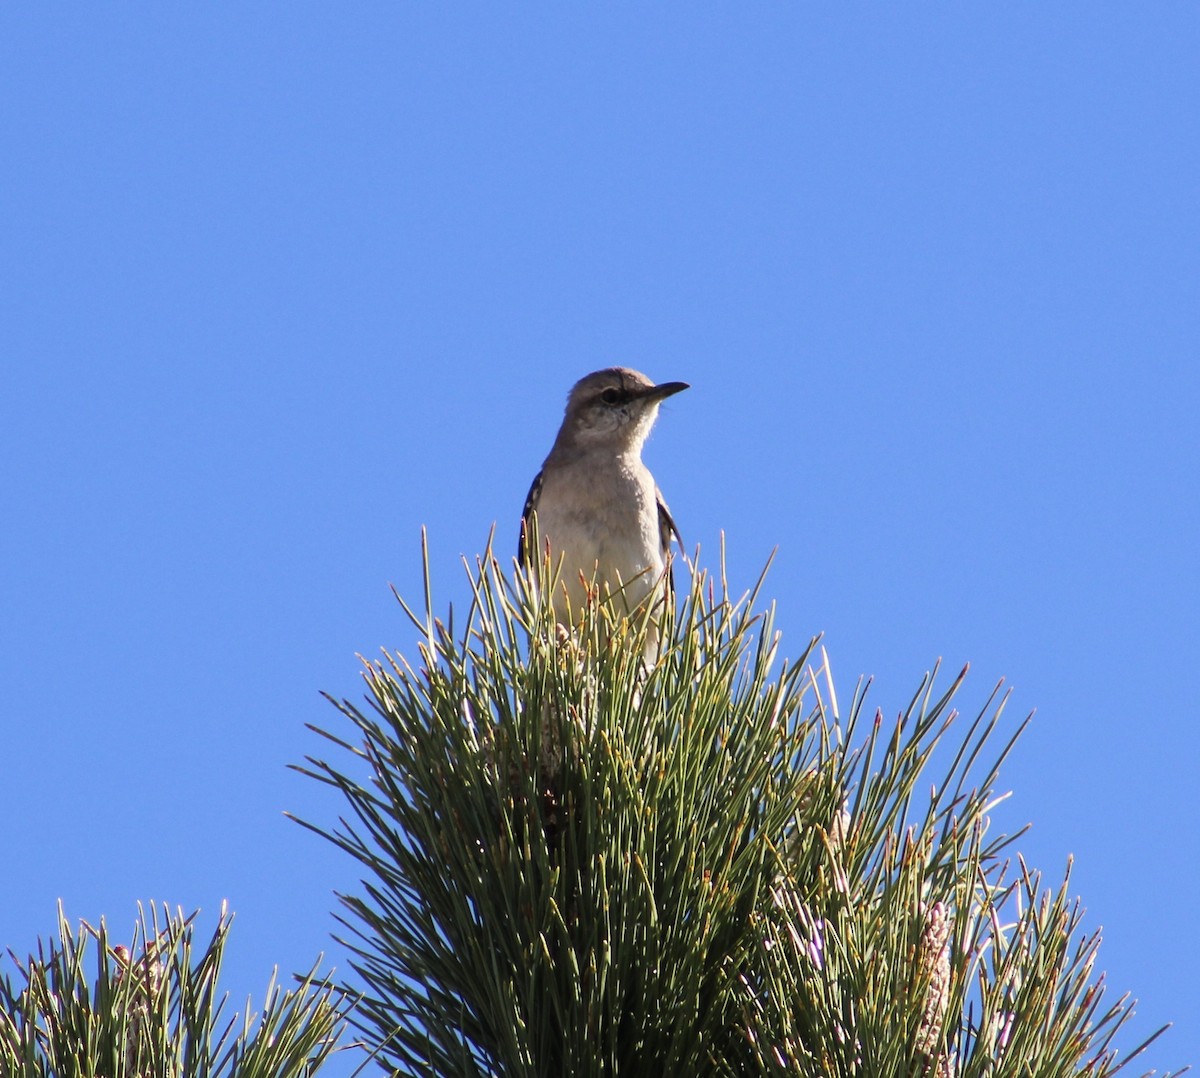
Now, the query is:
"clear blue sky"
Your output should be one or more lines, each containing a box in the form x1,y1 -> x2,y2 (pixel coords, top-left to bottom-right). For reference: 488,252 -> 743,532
3,6 -> 1196,1072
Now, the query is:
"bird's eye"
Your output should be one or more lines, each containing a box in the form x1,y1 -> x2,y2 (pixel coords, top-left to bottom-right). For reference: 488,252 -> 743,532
600,388 -> 621,405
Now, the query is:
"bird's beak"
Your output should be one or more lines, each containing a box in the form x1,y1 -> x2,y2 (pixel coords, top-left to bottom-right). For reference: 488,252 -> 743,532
644,381 -> 690,403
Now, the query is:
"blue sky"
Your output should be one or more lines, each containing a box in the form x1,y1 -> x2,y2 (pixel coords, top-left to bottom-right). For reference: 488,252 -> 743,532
2,5 -> 1196,1072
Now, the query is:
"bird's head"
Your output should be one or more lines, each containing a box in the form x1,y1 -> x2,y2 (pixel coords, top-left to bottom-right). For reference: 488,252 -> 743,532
558,367 -> 689,453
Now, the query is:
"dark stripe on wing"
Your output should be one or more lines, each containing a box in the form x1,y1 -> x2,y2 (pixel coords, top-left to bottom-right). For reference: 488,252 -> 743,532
657,487 -> 682,600
518,470 -> 544,563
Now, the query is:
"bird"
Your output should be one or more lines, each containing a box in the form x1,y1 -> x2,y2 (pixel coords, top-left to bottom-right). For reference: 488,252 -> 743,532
519,367 -> 688,643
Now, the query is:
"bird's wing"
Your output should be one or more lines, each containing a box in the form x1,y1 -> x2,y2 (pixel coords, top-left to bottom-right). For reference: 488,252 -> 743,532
656,487 -> 683,598
656,488 -> 682,557
518,469 -> 544,563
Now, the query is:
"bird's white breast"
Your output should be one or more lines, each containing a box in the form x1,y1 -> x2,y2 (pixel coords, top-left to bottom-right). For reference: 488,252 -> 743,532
534,453 -> 664,620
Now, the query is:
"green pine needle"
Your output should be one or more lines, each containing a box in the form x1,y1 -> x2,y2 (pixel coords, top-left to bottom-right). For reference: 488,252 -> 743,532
294,537 -> 1182,1078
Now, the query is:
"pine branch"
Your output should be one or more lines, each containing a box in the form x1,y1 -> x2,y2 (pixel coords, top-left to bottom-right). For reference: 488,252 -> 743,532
295,538 -> 1183,1078
0,902 -> 347,1078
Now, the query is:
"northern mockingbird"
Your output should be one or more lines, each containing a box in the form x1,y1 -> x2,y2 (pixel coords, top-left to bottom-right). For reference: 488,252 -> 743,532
519,367 -> 689,640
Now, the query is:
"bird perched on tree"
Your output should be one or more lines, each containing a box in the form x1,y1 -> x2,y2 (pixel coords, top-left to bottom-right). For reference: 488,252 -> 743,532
519,368 -> 688,644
